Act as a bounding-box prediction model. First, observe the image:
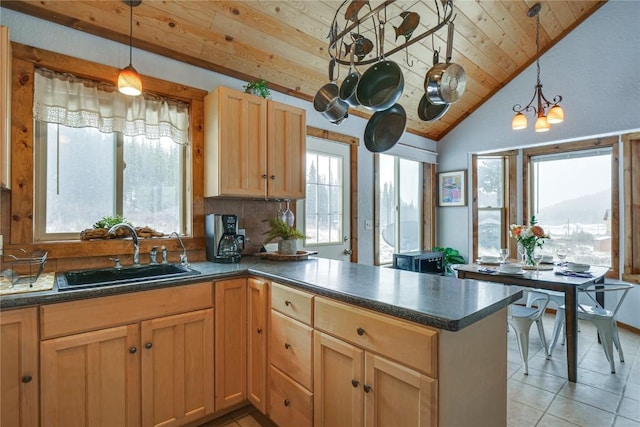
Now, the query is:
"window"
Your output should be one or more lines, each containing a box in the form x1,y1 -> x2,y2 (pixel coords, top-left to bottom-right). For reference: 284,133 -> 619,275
476,157 -> 507,256
33,68 -> 190,241
529,148 -> 613,267
35,124 -> 187,240
377,154 -> 422,264
304,150 -> 344,245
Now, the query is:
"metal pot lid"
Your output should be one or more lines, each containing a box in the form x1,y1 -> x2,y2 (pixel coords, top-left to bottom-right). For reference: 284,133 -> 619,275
439,63 -> 466,104
364,104 -> 407,153
418,94 -> 450,122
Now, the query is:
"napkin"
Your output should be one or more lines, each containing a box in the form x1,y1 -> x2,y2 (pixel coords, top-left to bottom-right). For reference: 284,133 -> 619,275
478,268 -> 497,274
554,270 -> 593,278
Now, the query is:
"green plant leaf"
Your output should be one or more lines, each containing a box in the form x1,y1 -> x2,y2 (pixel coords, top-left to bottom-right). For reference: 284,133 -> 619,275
262,218 -> 306,243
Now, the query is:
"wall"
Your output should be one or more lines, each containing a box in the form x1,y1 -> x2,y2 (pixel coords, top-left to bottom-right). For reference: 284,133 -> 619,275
0,8 -> 439,266
436,0 -> 640,328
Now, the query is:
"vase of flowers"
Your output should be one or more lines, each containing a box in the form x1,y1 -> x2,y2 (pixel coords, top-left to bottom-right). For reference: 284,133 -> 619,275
509,216 -> 550,266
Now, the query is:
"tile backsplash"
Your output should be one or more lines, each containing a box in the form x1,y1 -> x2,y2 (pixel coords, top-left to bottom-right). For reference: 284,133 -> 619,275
204,198 -> 297,254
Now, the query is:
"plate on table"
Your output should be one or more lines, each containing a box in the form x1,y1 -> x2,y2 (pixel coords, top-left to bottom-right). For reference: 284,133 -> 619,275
496,269 -> 525,276
562,267 -> 592,274
521,264 -> 554,271
476,258 -> 500,266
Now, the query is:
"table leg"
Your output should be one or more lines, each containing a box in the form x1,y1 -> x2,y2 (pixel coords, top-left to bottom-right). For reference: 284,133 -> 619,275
564,287 -> 578,382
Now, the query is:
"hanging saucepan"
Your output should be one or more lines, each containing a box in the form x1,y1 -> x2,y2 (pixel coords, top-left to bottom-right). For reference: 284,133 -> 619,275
418,51 -> 450,122
314,59 -> 349,123
363,103 -> 407,153
339,45 -> 361,107
424,22 -> 466,105
356,23 -> 404,112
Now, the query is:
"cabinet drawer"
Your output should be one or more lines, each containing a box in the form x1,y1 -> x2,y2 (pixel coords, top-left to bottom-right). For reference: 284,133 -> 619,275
270,310 -> 313,390
269,365 -> 313,427
271,282 -> 314,326
315,297 -> 438,377
41,282 -> 214,339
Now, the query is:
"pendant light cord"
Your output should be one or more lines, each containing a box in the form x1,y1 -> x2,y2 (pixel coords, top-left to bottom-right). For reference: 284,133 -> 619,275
535,13 -> 541,87
128,1 -> 133,66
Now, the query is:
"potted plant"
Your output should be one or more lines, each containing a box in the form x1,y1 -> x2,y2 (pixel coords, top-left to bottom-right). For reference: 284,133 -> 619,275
263,217 -> 305,255
432,246 -> 466,276
243,79 -> 271,99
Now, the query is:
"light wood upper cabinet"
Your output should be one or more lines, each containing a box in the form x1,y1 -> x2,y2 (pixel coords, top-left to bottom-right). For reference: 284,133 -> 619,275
267,101 -> 306,199
247,277 -> 269,414
214,278 -> 248,410
204,86 -> 306,199
0,26 -> 11,189
1,308 -> 38,427
40,324 -> 141,427
141,309 -> 214,427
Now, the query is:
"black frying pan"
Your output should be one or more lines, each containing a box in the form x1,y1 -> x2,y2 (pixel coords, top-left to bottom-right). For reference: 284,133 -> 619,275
364,103 -> 407,153
418,94 -> 450,122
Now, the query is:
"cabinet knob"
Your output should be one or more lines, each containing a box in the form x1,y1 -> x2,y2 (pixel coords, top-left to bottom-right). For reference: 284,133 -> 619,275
284,300 -> 292,306
129,346 -> 137,354
351,379 -> 359,388
145,342 -> 153,349
270,175 -> 276,180
284,399 -> 290,407
257,328 -> 263,334
363,384 -> 372,393
262,174 -> 267,179
21,375 -> 32,383
356,327 -> 365,336
284,342 -> 291,350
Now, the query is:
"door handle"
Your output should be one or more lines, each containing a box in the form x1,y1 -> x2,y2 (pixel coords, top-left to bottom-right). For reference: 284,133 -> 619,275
344,248 -> 353,255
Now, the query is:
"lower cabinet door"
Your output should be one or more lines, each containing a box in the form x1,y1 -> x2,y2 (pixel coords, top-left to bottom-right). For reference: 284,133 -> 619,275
1,308 -> 38,427
313,331 -> 364,427
40,324 -> 140,427
364,353 -> 438,427
269,365 -> 313,427
141,309 -> 214,427
247,278 -> 269,413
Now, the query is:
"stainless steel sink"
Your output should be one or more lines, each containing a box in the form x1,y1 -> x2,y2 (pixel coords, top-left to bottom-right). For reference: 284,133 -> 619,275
56,263 -> 200,291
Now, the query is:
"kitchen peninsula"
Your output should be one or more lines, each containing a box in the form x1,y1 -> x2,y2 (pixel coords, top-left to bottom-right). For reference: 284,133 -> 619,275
1,257 -> 522,426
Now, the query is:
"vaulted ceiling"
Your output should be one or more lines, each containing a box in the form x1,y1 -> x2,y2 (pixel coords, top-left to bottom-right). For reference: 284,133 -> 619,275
2,0 -> 605,141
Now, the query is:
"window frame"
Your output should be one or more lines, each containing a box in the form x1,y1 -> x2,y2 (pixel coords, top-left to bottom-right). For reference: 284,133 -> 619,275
8,42 -> 206,265
523,136 -> 619,278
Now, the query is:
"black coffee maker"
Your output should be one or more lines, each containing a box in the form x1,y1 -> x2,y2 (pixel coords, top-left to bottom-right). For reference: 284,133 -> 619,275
205,214 -> 245,263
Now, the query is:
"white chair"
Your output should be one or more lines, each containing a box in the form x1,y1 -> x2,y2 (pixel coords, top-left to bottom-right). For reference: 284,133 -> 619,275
527,289 -> 578,344
509,290 -> 551,375
549,283 -> 633,373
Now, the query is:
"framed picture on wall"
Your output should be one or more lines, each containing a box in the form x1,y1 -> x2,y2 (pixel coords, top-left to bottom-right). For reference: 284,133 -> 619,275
438,170 -> 467,207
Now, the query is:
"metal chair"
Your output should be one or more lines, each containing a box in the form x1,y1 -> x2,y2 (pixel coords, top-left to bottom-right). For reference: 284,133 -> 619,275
548,283 -> 633,373
509,290 -> 551,375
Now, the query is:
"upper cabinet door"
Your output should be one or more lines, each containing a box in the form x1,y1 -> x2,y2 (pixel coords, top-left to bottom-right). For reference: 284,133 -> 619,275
0,26 -> 11,189
267,101 -> 306,200
204,86 -> 268,197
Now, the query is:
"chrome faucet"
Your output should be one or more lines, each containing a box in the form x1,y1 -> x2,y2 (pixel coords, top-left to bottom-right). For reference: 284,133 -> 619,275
108,223 -> 140,266
170,232 -> 188,265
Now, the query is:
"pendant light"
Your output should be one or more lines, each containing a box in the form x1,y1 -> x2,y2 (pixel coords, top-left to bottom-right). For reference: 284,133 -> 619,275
511,3 -> 564,132
118,0 -> 142,96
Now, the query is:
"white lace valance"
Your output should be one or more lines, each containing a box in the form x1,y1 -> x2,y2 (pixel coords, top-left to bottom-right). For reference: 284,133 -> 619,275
33,68 -> 190,145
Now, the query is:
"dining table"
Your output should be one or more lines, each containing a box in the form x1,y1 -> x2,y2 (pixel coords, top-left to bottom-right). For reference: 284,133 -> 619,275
455,262 -> 609,383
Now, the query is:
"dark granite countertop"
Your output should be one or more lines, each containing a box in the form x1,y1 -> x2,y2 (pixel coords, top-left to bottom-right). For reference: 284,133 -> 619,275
0,257 -> 522,331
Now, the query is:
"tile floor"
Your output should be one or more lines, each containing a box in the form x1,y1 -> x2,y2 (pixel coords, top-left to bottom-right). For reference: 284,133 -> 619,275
201,313 -> 640,427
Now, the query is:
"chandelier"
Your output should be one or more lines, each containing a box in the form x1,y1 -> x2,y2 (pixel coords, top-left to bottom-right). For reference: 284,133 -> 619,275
512,3 -> 564,132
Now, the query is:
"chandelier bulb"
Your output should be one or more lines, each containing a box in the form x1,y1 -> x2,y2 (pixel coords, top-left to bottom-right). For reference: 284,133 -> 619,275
512,112 -> 527,130
547,105 -> 565,124
534,115 -> 550,132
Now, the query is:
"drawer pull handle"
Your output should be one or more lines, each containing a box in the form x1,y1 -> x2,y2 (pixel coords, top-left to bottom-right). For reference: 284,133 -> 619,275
145,342 -> 153,349
284,342 -> 291,350
21,375 -> 32,383
351,379 -> 359,388
284,399 -> 291,407
363,384 -> 372,393
257,328 -> 263,334
129,346 -> 137,354
356,327 -> 365,336
284,300 -> 292,306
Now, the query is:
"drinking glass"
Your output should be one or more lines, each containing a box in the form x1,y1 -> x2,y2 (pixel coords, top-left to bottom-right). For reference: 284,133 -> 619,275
499,248 -> 509,264
517,243 -> 525,263
533,250 -> 544,276
556,247 -> 568,265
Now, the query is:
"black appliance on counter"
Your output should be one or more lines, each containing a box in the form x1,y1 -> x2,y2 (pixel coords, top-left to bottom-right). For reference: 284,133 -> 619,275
205,214 -> 245,263
392,250 -> 445,275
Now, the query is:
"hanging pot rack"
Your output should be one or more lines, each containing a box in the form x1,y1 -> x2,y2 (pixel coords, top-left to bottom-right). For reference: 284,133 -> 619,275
328,0 -> 456,67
